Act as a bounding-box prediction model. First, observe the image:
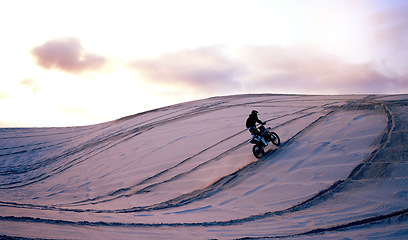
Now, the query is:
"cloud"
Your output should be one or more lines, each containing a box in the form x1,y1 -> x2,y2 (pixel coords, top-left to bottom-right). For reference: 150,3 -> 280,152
128,44 -> 407,96
371,7 -> 408,48
19,79 -> 40,93
237,45 -> 407,94
31,37 -> 107,74
368,7 -> 408,76
0,92 -> 9,99
128,47 -> 245,93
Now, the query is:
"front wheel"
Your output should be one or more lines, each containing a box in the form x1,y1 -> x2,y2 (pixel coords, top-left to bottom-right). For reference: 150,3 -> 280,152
252,144 -> 264,159
270,132 -> 280,146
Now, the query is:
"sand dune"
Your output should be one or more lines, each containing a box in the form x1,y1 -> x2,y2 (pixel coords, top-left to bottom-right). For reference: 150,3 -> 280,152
0,94 -> 407,239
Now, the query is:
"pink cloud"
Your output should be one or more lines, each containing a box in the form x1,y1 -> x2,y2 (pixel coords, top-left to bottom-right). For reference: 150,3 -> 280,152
129,44 -> 407,95
371,7 -> 408,48
31,37 -> 107,74
128,47 -> 244,93
238,45 -> 406,94
368,7 -> 408,77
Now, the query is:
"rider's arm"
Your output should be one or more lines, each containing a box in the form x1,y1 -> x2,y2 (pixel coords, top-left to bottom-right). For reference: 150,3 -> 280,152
256,118 -> 265,125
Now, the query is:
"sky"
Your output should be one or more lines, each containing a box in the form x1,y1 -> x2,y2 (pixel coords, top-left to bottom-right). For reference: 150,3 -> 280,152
1,0 -> 408,127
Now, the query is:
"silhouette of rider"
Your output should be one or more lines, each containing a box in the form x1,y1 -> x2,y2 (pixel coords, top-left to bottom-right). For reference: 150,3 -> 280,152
246,110 -> 266,137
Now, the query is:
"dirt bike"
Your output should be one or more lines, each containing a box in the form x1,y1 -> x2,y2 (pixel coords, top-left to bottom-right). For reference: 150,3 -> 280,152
249,124 -> 280,158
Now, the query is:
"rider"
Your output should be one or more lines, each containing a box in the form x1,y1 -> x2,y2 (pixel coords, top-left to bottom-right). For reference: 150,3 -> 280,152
246,110 -> 267,143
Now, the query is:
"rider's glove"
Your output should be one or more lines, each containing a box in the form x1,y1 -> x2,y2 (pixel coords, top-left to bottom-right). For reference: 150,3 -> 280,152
262,121 -> 266,125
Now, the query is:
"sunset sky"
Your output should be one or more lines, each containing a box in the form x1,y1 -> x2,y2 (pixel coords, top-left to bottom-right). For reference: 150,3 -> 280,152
1,0 -> 407,127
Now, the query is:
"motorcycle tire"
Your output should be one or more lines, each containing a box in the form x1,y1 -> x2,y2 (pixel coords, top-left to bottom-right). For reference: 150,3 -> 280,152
270,132 -> 280,146
252,144 -> 264,159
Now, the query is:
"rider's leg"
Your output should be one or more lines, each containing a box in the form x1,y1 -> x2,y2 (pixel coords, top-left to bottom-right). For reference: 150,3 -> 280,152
249,127 -> 261,137
249,127 -> 268,145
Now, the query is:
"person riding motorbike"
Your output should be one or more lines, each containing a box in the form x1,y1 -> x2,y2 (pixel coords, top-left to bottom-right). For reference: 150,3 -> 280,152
246,110 -> 268,145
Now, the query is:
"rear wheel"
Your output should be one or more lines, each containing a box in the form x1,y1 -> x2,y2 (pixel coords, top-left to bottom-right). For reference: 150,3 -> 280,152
252,144 -> 264,158
270,132 -> 280,146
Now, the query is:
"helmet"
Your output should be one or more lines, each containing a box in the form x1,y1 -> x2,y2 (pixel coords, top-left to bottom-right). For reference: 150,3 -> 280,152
251,110 -> 258,115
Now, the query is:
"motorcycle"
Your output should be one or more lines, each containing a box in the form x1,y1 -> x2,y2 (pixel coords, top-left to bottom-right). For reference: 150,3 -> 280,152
249,124 -> 280,158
